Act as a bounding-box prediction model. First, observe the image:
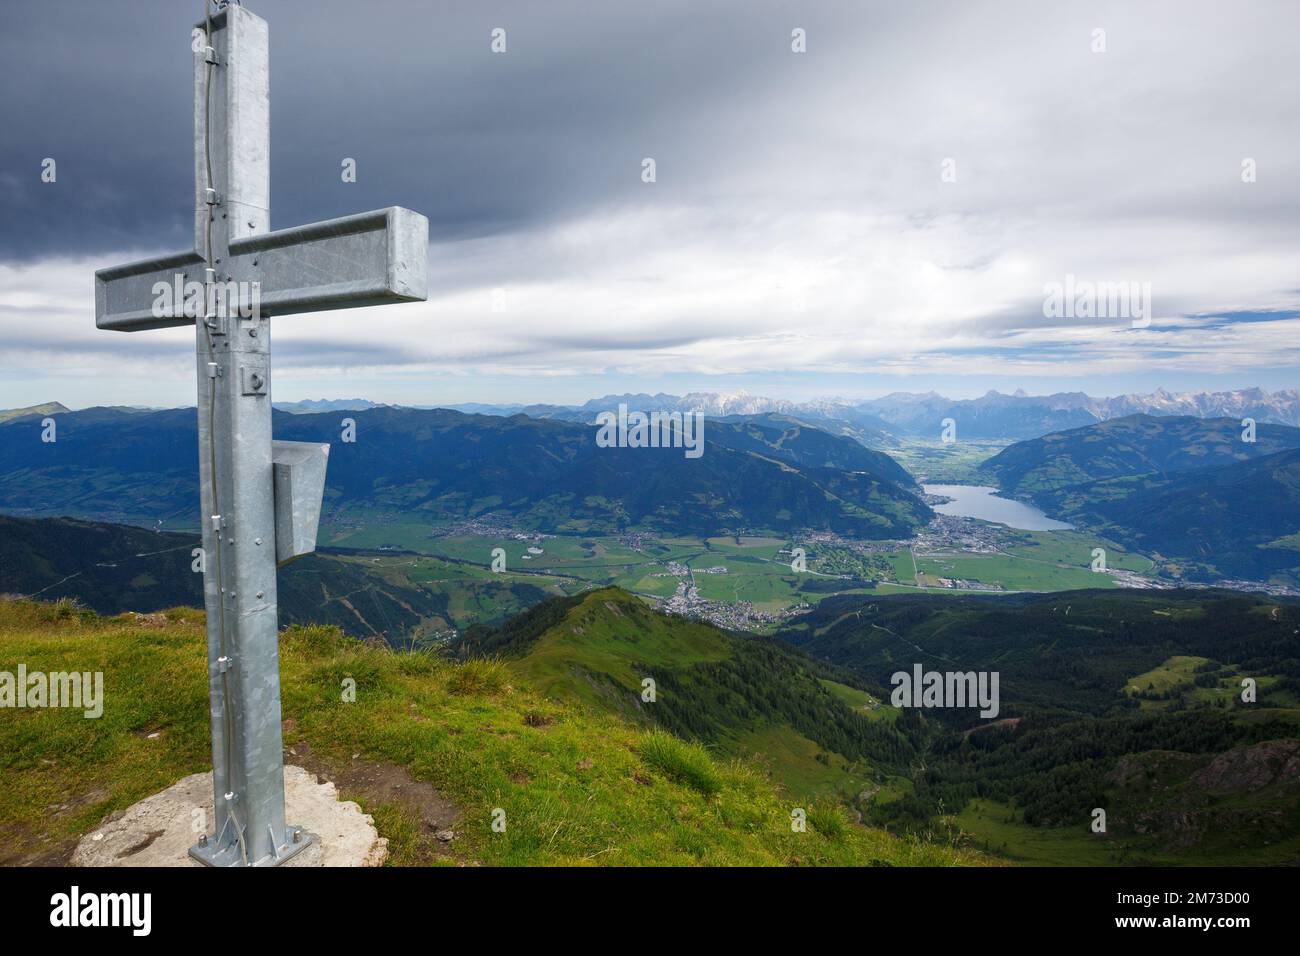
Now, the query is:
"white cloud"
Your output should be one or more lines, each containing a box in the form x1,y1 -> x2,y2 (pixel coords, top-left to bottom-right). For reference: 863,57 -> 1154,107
1,0 -> 1297,408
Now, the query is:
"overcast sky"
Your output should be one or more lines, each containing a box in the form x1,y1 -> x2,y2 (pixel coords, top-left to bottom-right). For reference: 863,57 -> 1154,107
1,0 -> 1297,409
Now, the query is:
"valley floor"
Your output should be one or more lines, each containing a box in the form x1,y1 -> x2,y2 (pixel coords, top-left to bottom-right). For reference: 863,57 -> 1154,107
321,514 -> 1164,640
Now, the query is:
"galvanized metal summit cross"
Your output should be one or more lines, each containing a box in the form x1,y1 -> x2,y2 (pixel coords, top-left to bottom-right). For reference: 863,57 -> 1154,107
95,5 -> 427,866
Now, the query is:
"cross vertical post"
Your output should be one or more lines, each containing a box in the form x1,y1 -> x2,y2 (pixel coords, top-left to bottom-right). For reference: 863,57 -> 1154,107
93,3 -> 428,867
189,5 -> 294,867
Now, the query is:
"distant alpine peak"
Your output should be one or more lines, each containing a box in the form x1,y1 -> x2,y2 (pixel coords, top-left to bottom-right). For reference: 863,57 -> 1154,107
579,391 -> 802,417
559,385 -> 1300,435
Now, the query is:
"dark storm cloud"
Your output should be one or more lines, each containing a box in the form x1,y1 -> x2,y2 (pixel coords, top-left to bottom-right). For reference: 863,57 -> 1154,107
0,0 -> 847,259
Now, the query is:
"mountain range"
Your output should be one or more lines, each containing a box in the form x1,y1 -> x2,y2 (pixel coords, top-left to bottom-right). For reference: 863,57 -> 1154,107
979,414 -> 1300,584
8,389 -> 1300,587
855,387 -> 1300,438
981,414 -> 1300,498
0,405 -> 928,539
443,386 -> 1300,441
27,384 -> 1300,442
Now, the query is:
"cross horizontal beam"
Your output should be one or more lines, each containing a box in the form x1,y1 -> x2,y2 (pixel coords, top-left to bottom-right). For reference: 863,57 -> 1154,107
95,205 -> 428,332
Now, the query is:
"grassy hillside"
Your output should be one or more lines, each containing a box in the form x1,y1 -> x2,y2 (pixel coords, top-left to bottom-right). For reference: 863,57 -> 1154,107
0,402 -> 68,425
474,590 -> 734,704
1080,448 -> 1300,583
705,415 -> 914,484
0,597 -> 984,867
456,588 -> 916,801
780,590 -> 1300,864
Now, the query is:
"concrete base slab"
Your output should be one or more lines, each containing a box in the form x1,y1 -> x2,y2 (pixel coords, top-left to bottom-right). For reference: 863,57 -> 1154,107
72,765 -> 388,867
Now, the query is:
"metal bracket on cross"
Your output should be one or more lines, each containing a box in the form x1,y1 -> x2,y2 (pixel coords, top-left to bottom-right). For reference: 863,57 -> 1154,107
271,440 -> 330,566
93,4 -> 428,867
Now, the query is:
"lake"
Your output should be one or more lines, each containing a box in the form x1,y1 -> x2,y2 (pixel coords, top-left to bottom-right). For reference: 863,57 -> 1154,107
922,484 -> 1073,531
